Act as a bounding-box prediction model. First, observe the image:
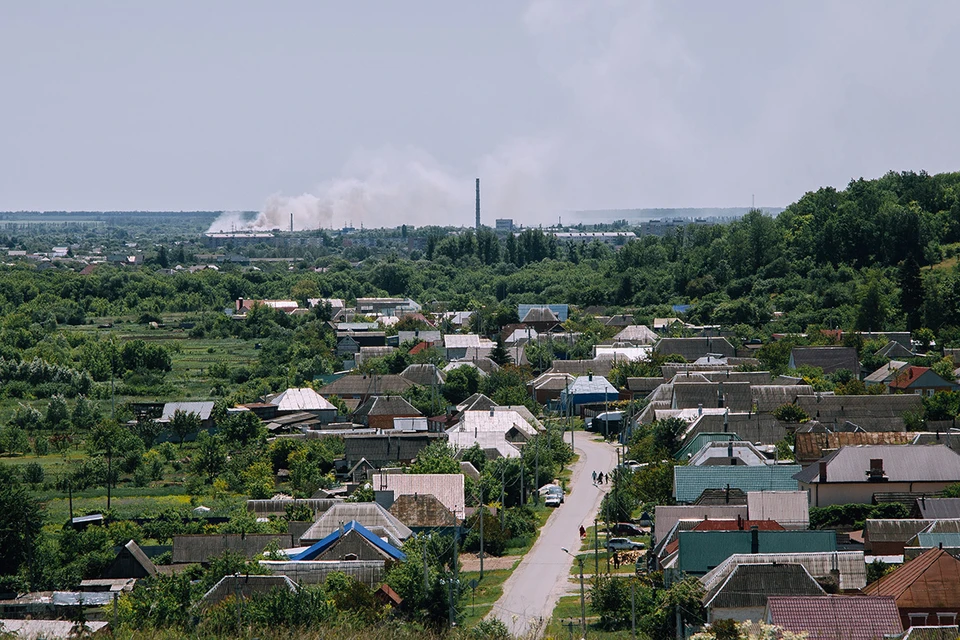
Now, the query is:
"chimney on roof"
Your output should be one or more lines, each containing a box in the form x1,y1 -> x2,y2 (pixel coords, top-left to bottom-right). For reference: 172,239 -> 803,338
589,373 -> 593,382
867,458 -> 888,482
725,483 -> 730,503
698,404 -> 703,416
489,407 -> 494,417
819,461 -> 828,483
737,514 -> 743,530
750,526 -> 759,554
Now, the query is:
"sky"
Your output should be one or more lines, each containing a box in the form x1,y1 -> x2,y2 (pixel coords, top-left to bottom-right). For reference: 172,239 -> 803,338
2,1 -> 960,228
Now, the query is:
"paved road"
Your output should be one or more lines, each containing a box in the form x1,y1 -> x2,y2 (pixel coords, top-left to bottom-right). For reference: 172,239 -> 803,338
487,432 -> 619,638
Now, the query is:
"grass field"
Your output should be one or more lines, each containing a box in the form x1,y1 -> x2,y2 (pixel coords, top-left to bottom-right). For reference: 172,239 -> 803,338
458,565 -> 517,628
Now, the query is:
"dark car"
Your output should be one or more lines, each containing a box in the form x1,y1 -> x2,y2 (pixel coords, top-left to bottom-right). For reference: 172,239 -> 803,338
611,522 -> 645,536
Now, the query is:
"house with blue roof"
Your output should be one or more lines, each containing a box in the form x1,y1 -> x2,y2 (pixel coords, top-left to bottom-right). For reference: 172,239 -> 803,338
559,374 -> 619,417
292,521 -> 407,563
674,465 -> 801,503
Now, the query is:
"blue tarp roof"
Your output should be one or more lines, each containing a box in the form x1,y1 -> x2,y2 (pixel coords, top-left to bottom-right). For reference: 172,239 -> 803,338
291,521 -> 407,562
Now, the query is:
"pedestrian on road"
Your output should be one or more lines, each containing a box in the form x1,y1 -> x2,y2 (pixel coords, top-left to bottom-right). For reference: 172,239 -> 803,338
592,470 -> 597,483
598,472 -> 605,484
579,525 -> 586,539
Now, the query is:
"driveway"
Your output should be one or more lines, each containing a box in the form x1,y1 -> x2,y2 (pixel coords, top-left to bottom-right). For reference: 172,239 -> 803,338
486,432 -> 619,638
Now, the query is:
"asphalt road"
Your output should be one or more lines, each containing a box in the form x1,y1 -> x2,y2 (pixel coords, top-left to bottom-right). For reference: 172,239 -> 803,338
487,431 -> 619,638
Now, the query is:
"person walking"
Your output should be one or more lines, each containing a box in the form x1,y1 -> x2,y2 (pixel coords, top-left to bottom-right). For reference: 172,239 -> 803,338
592,470 -> 597,483
579,525 -> 586,539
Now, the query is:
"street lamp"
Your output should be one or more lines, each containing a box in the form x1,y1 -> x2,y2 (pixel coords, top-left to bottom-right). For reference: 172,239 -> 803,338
561,547 -> 586,637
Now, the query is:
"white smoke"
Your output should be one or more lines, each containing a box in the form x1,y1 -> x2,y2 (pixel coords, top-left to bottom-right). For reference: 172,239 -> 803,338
208,140 -> 560,232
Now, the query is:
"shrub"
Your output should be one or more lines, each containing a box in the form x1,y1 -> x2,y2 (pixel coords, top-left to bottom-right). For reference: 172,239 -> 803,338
772,403 -> 809,423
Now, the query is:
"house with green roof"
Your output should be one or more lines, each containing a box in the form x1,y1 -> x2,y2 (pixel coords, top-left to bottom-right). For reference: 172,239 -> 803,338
674,465 -> 801,503
677,529 -> 836,575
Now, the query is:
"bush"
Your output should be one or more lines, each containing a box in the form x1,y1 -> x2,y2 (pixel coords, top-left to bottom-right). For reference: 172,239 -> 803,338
772,403 -> 809,423
23,462 -> 44,485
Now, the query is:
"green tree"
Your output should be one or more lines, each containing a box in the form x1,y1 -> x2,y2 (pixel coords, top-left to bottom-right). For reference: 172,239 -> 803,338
0,466 -> 44,578
45,394 -> 70,431
170,409 -> 201,447
409,441 -> 460,474
221,411 -> 266,448
192,432 -> 227,483
899,254 -> 924,331
0,426 -> 30,456
443,365 -> 481,404
489,335 -> 512,366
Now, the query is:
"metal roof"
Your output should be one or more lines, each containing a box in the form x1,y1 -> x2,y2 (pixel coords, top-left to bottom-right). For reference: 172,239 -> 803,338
373,473 -> 465,520
917,498 -> 960,520
747,491 -> 810,529
705,563 -> 824,610
795,444 -> 960,484
269,388 -> 336,412
701,551 -> 868,592
789,346 -> 861,376
678,530 -> 836,574
674,465 -> 801,503
299,503 -> 411,545
161,401 -> 214,421
766,595 -> 902,640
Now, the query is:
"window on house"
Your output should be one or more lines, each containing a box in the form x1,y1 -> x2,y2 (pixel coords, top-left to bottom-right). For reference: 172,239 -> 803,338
937,613 -> 957,625
908,613 -> 929,627
343,553 -> 358,561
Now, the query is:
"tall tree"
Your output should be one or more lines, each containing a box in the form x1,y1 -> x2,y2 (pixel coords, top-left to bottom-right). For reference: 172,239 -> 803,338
899,253 -> 924,331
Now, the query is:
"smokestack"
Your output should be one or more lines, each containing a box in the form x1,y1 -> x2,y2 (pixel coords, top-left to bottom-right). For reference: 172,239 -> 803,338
475,177 -> 481,230
290,212 -> 294,233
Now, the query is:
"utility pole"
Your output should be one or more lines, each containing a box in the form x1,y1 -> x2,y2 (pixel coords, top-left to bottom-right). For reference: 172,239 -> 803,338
478,494 -> 484,579
423,537 -> 429,593
500,462 -> 506,529
631,581 -> 637,640
534,435 -> 540,504
594,518 -> 600,576
578,557 -> 586,638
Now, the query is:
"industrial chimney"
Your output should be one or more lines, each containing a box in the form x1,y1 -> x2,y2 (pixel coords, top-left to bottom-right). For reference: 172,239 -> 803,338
475,178 -> 481,230
290,212 -> 294,233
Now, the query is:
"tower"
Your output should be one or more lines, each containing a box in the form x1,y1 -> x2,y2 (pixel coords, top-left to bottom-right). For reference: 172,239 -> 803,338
475,177 -> 481,230
290,212 -> 294,233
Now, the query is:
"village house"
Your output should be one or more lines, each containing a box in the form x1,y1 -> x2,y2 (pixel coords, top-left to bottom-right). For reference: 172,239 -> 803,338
765,595 -> 903,640
865,547 -> 960,629
889,366 -> 960,396
795,445 -> 960,507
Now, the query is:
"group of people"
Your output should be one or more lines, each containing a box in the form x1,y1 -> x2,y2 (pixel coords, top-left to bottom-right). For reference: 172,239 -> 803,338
592,470 -> 609,484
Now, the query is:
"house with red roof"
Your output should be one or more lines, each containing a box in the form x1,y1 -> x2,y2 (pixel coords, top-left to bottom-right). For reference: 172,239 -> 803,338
765,595 -> 903,640
888,366 -> 959,396
864,546 -> 960,629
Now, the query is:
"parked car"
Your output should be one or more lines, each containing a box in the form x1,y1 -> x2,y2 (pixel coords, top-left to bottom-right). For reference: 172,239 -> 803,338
544,493 -> 562,508
540,484 -> 564,505
606,537 -> 645,552
611,522 -> 645,536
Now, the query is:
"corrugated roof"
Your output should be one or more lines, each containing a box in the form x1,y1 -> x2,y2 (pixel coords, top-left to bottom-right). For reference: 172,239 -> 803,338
653,505 -> 747,544
705,563 -> 824,610
676,433 -> 741,460
202,574 -> 298,607
752,385 -> 815,412
865,546 -> 960,609
864,360 -> 910,384
269,388 -> 336,412
319,374 -> 413,397
674,465 -> 801,503
672,382 -> 753,412
456,393 -> 498,412
353,395 -> 421,418
912,532 -> 960,549
564,375 -> 618,395
701,551 -> 868,592
655,337 -> 736,361
747,491 -> 811,529
865,520 -> 936,545
444,334 -> 482,348
547,359 -> 616,377
161,401 -> 214,421
796,393 -> 922,426
0,620 -> 110,637
790,346 -> 862,376
389,493 -> 457,528
794,431 -> 916,464
917,498 -> 960,520
399,364 -> 445,386
374,473 -> 465,520
614,325 -> 659,345
795,445 -> 960,484
299,503 -> 411,545
694,488 -> 749,505
766,595 -> 902,640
